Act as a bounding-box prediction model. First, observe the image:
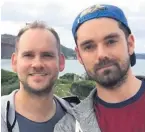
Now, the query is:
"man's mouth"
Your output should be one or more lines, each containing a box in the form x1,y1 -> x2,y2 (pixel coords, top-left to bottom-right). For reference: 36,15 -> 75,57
96,63 -> 114,71
29,73 -> 48,76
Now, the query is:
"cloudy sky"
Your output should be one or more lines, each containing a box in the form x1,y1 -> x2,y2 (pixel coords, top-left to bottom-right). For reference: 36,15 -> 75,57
1,0 -> 145,53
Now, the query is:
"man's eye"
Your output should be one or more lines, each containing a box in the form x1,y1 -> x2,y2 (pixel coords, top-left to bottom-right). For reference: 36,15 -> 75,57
84,44 -> 95,51
42,53 -> 54,58
107,39 -> 117,45
23,54 -> 33,57
44,55 -> 52,57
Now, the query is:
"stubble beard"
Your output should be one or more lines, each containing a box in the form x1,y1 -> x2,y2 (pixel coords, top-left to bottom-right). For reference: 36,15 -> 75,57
86,56 -> 130,89
19,74 -> 58,97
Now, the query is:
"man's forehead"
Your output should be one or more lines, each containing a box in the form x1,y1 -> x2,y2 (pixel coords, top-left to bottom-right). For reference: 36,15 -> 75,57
19,29 -> 47,40
18,30 -> 56,46
17,41 -> 57,54
18,28 -> 57,45
17,47 -> 58,55
78,18 -> 119,30
77,18 -> 121,38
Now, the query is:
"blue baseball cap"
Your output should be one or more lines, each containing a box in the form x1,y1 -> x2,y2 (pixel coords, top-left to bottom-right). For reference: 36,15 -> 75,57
72,4 -> 136,67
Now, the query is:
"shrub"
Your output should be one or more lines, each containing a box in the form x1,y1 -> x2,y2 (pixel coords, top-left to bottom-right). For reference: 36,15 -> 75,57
59,73 -> 82,81
1,81 -> 19,96
54,84 -> 72,97
56,79 -> 72,84
1,69 -> 19,96
70,80 -> 96,99
1,69 -> 18,85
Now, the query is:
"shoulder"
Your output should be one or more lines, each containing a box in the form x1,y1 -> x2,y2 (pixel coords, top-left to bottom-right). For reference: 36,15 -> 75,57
54,96 -> 80,132
1,94 -> 11,110
54,113 -> 76,132
1,90 -> 17,106
62,96 -> 80,106
54,95 -> 80,109
1,115 -> 8,132
1,90 -> 18,121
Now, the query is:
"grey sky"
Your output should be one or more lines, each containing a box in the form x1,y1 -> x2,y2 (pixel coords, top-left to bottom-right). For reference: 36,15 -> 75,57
1,0 -> 145,53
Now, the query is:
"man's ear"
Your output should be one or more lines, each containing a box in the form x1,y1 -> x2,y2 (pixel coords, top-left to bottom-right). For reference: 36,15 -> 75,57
75,47 -> 83,65
59,53 -> 65,72
127,34 -> 135,56
11,53 -> 17,72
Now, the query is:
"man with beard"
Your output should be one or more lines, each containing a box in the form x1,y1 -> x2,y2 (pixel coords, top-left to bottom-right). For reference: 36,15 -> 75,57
1,21 -> 80,132
55,4 -> 145,132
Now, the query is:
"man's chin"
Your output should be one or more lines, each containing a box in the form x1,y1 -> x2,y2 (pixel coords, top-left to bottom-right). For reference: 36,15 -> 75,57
25,86 -> 52,96
95,73 -> 127,89
23,82 -> 52,95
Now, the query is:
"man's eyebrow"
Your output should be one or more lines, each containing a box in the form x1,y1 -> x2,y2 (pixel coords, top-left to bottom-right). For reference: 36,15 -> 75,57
21,51 -> 33,55
41,51 -> 55,55
103,33 -> 120,40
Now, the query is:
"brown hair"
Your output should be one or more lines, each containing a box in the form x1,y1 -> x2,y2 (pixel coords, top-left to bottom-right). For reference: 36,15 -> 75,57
16,21 -> 61,52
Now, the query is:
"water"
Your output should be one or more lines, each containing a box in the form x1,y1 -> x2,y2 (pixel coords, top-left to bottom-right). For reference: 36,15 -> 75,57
1,59 -> 145,76
1,59 -> 85,76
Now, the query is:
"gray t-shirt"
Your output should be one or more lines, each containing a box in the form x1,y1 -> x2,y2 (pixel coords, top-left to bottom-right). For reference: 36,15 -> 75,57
16,98 -> 65,132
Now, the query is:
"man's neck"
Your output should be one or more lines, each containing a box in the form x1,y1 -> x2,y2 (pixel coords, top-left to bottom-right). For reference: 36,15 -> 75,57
15,88 -> 56,122
96,70 -> 142,103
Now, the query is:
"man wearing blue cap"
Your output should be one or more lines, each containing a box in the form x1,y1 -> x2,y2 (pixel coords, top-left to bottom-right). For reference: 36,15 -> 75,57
55,4 -> 145,132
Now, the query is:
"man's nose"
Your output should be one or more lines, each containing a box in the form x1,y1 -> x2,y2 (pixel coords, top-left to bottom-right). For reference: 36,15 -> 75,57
31,57 -> 44,70
97,45 -> 108,60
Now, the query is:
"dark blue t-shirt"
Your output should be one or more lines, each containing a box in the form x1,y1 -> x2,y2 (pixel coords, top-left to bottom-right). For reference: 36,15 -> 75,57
16,98 -> 65,132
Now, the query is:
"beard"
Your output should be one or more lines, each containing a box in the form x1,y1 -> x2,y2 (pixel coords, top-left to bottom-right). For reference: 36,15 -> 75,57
20,79 -> 56,96
86,56 -> 130,89
19,71 -> 58,96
